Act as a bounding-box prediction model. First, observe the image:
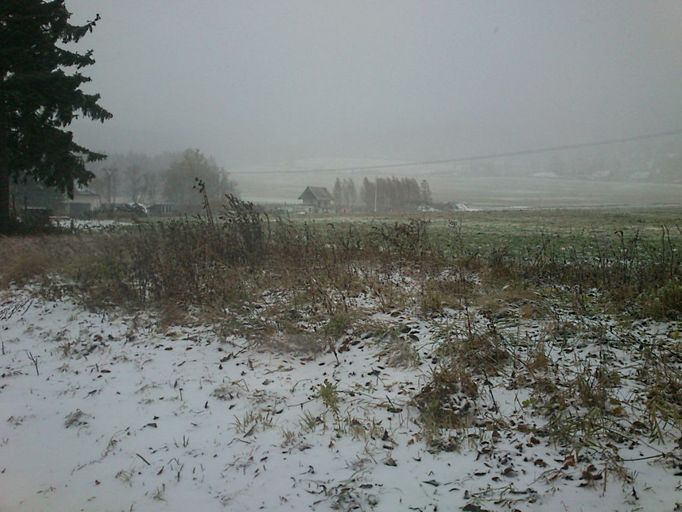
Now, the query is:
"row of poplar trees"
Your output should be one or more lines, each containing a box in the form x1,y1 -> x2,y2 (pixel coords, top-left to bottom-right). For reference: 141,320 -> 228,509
332,177 -> 432,212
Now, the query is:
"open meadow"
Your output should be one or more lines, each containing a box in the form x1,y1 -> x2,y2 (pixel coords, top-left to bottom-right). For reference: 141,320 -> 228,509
1,205 -> 681,511
237,171 -> 682,210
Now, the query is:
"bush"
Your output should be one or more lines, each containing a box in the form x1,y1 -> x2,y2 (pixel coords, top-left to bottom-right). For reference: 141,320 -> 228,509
640,280 -> 682,319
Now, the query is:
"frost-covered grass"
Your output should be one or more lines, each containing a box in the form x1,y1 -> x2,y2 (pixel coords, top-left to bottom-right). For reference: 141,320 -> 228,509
1,204 -> 681,510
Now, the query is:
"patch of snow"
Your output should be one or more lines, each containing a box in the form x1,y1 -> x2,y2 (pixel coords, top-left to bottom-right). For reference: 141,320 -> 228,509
0,289 -> 680,511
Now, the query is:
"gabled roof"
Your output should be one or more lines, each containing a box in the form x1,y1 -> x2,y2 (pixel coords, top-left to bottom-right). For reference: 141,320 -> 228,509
298,186 -> 333,201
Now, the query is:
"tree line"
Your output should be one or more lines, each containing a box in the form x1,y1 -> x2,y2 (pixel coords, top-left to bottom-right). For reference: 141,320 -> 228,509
86,148 -> 238,210
0,3 -> 238,229
332,176 -> 432,212
11,148 -> 238,214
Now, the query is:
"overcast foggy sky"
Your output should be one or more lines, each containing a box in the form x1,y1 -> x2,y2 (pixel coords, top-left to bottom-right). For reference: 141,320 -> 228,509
67,1 -> 682,168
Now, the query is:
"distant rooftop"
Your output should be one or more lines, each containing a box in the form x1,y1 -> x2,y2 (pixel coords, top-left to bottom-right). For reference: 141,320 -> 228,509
299,186 -> 333,201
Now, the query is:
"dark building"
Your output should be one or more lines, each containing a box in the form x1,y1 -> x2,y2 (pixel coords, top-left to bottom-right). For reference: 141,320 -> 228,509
298,186 -> 333,211
148,203 -> 176,217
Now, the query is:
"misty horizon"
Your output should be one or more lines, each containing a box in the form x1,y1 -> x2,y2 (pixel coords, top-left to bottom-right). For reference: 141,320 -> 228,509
65,1 -> 682,172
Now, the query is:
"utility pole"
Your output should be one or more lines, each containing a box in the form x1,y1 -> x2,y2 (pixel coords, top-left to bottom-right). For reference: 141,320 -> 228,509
106,167 -> 112,206
105,167 -> 118,208
374,182 -> 377,213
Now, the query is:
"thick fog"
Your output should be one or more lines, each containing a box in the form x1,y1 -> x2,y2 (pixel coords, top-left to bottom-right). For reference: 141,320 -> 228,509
65,1 -> 681,161
64,1 -> 682,205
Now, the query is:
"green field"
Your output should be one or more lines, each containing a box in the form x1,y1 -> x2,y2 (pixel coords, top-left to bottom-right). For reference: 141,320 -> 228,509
238,172 -> 682,208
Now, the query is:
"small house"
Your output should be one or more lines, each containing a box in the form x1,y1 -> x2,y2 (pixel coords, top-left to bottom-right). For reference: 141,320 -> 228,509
65,188 -> 101,216
298,186 -> 333,212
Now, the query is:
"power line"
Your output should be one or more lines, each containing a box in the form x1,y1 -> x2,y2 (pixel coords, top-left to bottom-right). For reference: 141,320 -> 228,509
230,127 -> 682,176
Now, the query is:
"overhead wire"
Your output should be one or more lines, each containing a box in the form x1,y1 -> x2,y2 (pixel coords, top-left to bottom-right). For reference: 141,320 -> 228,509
230,128 -> 682,175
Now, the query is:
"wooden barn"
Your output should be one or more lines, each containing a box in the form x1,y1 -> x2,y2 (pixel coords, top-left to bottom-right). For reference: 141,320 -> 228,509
298,186 -> 333,212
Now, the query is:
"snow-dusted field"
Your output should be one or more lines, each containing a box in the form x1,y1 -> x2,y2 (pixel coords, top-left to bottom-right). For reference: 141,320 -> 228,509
51,218 -> 133,231
1,288 -> 680,511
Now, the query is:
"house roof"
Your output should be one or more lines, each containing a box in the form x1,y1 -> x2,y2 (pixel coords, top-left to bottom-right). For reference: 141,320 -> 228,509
298,186 -> 333,201
74,188 -> 100,197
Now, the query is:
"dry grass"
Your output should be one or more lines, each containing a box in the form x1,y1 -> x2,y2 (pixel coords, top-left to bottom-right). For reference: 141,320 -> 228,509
377,335 -> 420,368
2,203 -> 679,321
2,205 -> 681,492
0,234 -> 92,288
414,364 -> 478,447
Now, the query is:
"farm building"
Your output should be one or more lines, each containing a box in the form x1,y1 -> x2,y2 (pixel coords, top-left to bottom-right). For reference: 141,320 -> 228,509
65,188 -> 101,216
298,186 -> 333,212
148,203 -> 176,217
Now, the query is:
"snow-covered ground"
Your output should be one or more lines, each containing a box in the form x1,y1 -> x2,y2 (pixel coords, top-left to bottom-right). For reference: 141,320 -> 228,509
1,288 -> 680,511
51,218 -> 133,231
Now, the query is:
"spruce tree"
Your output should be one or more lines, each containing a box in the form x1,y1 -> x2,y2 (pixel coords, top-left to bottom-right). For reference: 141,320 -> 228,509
0,0 -> 111,233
